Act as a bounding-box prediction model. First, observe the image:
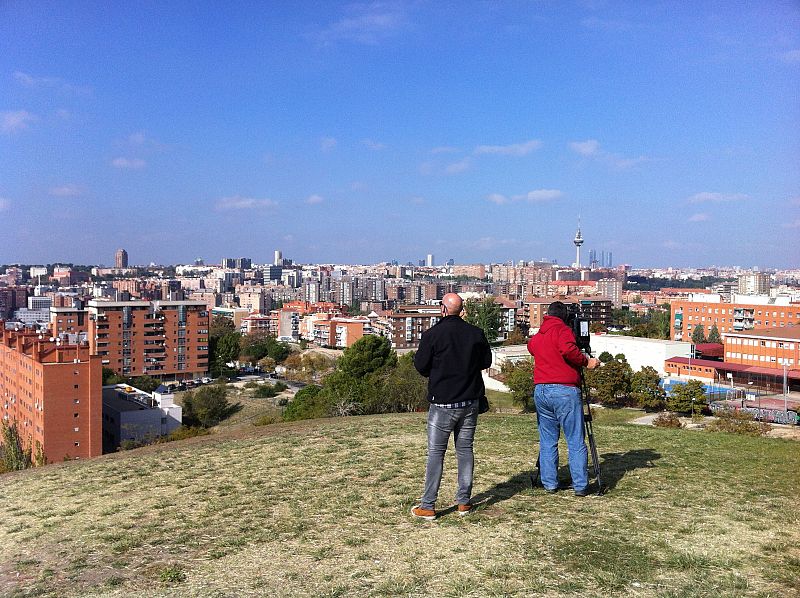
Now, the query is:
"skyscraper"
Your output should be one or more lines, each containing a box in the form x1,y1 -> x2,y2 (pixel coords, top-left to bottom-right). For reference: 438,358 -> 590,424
115,248 -> 128,269
426,254 -> 434,267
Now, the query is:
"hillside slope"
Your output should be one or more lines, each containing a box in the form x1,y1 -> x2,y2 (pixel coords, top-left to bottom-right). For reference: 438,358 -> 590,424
1,411 -> 799,597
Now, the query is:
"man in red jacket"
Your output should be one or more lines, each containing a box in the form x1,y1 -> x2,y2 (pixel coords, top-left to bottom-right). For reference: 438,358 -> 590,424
527,301 -> 599,496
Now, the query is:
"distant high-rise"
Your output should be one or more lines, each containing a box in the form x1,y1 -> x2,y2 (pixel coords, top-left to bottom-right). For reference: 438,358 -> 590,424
426,254 -> 434,267
737,272 -> 770,295
274,250 -> 282,266
115,248 -> 128,269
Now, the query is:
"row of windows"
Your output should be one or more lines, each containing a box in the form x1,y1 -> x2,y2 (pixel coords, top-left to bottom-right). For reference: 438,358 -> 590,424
726,352 -> 795,365
727,338 -> 796,349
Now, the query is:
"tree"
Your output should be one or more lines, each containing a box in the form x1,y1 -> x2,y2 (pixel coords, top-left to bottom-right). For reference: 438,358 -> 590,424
691,324 -> 707,345
707,323 -> 722,344
630,366 -> 666,411
182,385 -> 237,427
379,352 -> 428,413
464,297 -> 502,343
258,356 -> 276,372
503,328 -> 527,346
283,385 -> 328,421
336,335 -> 396,378
502,359 -> 534,411
130,375 -> 160,393
585,357 -> 632,406
209,315 -> 236,339
666,379 -> 706,414
211,331 -> 241,377
1,421 -> 33,472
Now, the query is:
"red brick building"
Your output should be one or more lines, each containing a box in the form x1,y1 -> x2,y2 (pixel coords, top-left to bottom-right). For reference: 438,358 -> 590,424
0,328 -> 102,462
87,300 -> 209,379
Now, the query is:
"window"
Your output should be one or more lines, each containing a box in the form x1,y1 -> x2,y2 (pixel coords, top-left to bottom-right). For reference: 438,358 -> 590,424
73,413 -> 79,418
74,384 -> 79,389
74,442 -> 80,447
73,427 -> 79,432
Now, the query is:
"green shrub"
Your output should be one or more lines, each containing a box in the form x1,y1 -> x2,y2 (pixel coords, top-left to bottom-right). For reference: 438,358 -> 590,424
167,426 -> 210,441
283,385 -> 328,421
182,386 -> 239,427
1,422 -> 33,471
706,409 -> 771,437
252,384 -> 279,398
652,411 -> 683,429
253,414 -> 281,426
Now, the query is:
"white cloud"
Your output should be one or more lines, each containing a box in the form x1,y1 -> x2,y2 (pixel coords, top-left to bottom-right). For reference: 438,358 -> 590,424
474,139 -> 542,156
129,132 -> 147,145
569,139 -> 600,156
1,110 -> 36,133
362,138 -> 386,150
516,189 -> 563,202
0,198 -> 9,211
780,49 -> 800,64
320,136 -> 337,152
215,195 -> 278,210
782,219 -> 800,229
315,3 -> 408,45
430,146 -> 460,154
49,184 -> 83,197
488,189 -> 563,205
688,213 -> 710,222
569,139 -> 647,169
688,192 -> 749,203
445,158 -> 471,174
14,71 -> 92,95
305,194 -> 324,205
111,157 -> 146,169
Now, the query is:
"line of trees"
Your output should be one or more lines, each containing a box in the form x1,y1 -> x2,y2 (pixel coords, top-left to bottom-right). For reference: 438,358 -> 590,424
502,352 -> 707,414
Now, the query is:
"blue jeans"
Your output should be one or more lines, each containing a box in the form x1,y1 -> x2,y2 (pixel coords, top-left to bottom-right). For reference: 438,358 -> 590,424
420,403 -> 478,509
534,384 -> 588,492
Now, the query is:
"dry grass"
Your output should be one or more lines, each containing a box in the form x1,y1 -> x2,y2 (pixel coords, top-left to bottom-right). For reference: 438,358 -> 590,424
1,409 -> 798,597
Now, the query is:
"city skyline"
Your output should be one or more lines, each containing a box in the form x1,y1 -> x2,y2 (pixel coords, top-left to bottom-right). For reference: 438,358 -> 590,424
2,2 -> 799,269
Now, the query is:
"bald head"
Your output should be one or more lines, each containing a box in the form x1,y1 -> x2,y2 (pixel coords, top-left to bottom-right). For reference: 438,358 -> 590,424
441,293 -> 463,316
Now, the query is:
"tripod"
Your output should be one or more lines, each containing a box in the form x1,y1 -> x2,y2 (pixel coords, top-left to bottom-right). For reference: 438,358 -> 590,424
531,369 -> 604,495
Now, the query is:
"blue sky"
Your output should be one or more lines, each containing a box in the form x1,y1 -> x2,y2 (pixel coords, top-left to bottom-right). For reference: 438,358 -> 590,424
1,1 -> 798,269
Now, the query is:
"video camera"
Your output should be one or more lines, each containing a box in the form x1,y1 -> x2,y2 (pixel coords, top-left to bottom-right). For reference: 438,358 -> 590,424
564,303 -> 592,354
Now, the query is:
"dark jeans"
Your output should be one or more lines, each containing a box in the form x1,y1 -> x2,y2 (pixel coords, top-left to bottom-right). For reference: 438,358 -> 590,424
419,402 -> 478,509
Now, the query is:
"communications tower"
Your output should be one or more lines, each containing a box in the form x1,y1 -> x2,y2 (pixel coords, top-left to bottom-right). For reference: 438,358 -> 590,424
573,221 -> 584,268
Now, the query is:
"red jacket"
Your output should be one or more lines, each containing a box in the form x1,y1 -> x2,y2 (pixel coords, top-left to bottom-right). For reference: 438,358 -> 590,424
527,315 -> 588,387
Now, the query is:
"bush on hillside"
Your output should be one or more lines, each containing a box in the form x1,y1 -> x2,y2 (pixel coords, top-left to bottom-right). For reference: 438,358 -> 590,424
652,411 -> 683,429
283,385 -> 327,421
706,409 -> 771,437
183,385 -> 240,427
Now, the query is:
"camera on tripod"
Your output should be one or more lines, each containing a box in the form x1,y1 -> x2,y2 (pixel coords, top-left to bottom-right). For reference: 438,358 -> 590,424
563,302 -> 591,354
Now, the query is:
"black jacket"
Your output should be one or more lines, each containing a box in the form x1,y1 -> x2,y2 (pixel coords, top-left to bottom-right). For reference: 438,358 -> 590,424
413,315 -> 492,404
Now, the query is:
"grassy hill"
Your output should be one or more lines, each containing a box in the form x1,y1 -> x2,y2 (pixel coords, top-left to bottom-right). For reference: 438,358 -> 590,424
1,409 -> 798,597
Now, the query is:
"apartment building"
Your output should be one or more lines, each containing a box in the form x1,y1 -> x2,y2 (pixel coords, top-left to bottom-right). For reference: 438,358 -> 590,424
671,294 -> 800,341
520,296 -> 612,332
386,305 -> 441,349
0,328 -> 102,462
87,300 -> 209,380
737,272 -> 770,295
724,328 -> 800,369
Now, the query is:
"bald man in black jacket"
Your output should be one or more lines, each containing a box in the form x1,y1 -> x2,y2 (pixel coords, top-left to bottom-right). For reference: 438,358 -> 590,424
411,293 -> 492,520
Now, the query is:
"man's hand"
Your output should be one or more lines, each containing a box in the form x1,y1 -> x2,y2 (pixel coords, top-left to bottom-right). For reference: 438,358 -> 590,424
586,357 -> 600,369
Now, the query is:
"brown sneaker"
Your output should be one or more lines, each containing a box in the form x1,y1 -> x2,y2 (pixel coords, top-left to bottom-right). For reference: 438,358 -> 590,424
410,505 -> 436,521
457,504 -> 473,516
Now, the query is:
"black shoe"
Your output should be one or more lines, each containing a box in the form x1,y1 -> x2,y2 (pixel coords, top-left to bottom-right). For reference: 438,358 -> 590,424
544,487 -> 558,494
574,488 -> 591,497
